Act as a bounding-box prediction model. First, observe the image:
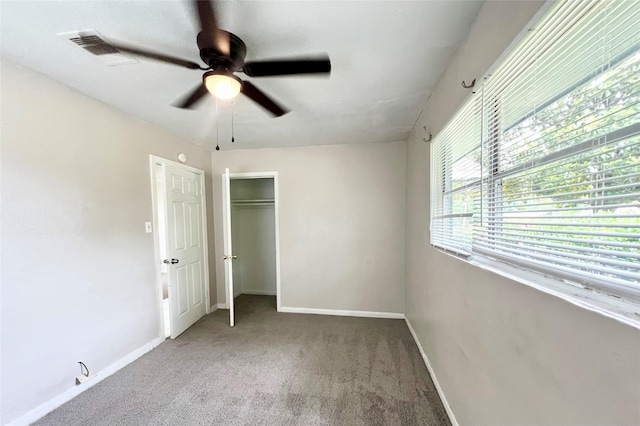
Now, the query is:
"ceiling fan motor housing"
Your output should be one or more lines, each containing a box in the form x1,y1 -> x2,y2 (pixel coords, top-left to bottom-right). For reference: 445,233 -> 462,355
198,30 -> 247,71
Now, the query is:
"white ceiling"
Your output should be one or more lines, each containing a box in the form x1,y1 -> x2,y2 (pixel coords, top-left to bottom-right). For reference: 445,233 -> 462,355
0,1 -> 482,151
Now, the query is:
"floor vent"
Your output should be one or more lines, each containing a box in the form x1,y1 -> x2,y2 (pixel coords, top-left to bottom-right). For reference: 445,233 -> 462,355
59,30 -> 137,66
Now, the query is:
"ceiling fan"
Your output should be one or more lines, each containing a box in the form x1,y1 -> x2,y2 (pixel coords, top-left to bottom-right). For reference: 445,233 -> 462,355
108,0 -> 331,117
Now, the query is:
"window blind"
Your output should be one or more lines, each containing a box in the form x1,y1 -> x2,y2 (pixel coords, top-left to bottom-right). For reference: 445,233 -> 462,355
430,91 -> 482,255
431,0 -> 640,298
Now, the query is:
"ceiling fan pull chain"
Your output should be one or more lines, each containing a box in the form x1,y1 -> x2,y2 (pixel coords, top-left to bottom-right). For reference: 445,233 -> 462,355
215,98 -> 220,151
231,101 -> 235,143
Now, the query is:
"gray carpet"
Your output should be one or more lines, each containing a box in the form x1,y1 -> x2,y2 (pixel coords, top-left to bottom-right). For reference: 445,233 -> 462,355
34,295 -> 450,425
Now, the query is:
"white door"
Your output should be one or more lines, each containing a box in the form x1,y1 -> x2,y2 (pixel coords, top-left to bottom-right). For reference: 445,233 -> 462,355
222,168 -> 235,326
164,164 -> 207,338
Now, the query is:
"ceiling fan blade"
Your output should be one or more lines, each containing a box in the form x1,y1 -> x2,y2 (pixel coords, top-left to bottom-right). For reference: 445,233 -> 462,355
173,83 -> 210,109
194,0 -> 229,55
109,43 -> 203,70
241,81 -> 289,117
242,55 -> 331,77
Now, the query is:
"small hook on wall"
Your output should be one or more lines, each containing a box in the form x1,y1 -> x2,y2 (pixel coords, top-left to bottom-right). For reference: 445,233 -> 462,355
422,126 -> 432,143
461,78 -> 476,89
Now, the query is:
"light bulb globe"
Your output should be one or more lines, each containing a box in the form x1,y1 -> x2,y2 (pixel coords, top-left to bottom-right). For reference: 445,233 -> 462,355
204,72 -> 242,100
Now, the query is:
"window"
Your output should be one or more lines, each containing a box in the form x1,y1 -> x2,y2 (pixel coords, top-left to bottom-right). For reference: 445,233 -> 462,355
431,0 -> 640,300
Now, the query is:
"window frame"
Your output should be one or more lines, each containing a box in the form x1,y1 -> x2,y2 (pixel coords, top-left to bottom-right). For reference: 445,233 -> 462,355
428,0 -> 640,311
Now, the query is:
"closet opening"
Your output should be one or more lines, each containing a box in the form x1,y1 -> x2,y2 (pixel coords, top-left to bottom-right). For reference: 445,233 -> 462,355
229,176 -> 279,320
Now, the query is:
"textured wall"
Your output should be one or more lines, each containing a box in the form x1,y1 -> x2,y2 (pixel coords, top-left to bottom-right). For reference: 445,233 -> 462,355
405,1 -> 640,424
0,59 -> 216,424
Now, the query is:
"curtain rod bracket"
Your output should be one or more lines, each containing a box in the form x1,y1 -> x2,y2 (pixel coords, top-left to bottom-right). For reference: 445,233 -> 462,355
461,78 -> 476,89
422,126 -> 432,142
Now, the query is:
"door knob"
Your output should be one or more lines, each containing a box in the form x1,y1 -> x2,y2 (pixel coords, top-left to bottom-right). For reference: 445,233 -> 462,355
163,259 -> 179,264
223,255 -> 238,260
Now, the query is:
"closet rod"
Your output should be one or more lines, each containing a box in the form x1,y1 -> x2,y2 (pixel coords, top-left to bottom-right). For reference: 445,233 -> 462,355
231,198 -> 274,206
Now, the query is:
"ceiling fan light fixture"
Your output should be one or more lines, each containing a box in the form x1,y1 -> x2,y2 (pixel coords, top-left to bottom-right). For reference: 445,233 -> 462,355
204,71 -> 242,100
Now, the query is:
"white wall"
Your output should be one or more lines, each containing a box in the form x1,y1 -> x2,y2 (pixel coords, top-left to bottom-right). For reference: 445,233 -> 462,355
405,2 -> 640,425
0,59 -> 217,424
212,142 -> 406,314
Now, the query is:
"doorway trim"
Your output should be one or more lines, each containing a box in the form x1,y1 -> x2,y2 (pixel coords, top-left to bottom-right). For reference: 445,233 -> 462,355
149,155 -> 211,340
228,171 -> 282,312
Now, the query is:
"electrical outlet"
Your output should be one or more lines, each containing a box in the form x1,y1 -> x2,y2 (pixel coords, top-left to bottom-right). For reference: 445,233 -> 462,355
75,371 -> 96,385
145,222 -> 152,233
76,360 -> 96,385
76,371 -> 96,385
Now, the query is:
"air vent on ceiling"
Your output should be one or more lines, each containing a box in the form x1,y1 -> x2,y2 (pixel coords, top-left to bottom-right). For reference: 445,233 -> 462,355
58,30 -> 138,66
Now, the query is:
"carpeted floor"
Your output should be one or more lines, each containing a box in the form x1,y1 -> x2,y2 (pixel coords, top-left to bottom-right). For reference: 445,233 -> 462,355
34,295 -> 450,425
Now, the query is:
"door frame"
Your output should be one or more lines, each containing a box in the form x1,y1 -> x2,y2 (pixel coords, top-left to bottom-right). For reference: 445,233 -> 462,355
149,155 -> 211,340
227,171 -> 282,312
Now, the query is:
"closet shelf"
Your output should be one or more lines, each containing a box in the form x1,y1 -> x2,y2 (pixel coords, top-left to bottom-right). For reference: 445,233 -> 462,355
232,198 -> 275,206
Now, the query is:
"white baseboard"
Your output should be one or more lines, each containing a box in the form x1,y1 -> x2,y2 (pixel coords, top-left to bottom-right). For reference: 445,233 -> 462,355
209,304 -> 218,313
240,290 -> 276,296
7,336 -> 163,426
217,303 -> 229,309
404,317 -> 458,426
279,306 -> 404,319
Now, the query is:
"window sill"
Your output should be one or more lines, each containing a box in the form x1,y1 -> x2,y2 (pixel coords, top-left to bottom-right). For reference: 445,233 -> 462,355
432,246 -> 640,330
